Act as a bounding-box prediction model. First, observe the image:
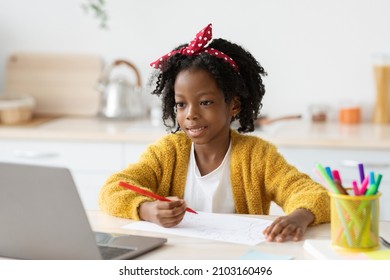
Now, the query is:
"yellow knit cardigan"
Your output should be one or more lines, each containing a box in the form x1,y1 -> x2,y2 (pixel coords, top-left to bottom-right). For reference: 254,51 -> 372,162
99,130 -> 330,225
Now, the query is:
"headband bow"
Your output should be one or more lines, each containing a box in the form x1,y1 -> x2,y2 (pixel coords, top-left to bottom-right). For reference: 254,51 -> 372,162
150,23 -> 239,72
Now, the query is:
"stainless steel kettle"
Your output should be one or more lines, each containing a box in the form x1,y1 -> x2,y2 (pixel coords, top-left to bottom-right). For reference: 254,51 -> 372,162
96,59 -> 144,119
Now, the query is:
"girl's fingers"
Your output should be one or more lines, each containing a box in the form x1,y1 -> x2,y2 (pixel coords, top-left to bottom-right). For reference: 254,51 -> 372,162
263,217 -> 289,241
156,199 -> 184,209
275,224 -> 296,242
158,209 -> 186,227
263,217 -> 306,242
153,199 -> 187,227
263,217 -> 282,235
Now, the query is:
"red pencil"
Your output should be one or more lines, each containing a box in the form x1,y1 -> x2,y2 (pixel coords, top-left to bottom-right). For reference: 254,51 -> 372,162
119,181 -> 198,214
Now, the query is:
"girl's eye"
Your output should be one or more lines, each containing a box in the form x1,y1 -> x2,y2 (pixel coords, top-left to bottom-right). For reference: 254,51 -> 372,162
200,100 -> 213,106
175,102 -> 185,108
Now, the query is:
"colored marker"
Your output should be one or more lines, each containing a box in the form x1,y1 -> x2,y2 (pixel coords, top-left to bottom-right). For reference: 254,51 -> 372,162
332,169 -> 342,184
358,163 -> 365,183
359,175 -> 369,195
119,181 -> 198,214
365,173 -> 382,196
332,169 -> 348,195
325,166 -> 334,180
315,163 -> 338,194
375,173 -> 383,193
352,180 -> 360,196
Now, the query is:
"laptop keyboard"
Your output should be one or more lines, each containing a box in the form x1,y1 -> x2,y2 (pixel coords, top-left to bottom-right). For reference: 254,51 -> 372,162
98,245 -> 135,260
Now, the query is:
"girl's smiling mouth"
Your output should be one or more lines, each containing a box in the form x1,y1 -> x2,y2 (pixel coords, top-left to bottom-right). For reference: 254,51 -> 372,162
186,126 -> 207,137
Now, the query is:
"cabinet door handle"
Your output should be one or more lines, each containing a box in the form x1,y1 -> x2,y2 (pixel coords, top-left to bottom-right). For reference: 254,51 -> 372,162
13,150 -> 60,159
342,160 -> 390,169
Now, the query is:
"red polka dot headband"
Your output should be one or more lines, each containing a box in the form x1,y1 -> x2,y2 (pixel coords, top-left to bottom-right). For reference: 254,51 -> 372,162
150,23 -> 239,72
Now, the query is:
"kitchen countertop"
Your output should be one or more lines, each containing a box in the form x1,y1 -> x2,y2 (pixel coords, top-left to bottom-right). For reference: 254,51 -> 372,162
1,116 -> 390,149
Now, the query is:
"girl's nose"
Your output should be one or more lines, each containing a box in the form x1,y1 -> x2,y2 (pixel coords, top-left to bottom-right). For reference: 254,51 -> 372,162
186,105 -> 199,120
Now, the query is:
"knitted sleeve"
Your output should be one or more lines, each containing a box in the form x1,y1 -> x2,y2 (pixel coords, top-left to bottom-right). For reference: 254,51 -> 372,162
231,132 -> 329,225
98,135 -> 172,220
263,144 -> 330,225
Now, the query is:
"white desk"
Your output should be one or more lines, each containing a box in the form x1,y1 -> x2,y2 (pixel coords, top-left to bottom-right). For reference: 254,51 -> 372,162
87,210 -> 390,260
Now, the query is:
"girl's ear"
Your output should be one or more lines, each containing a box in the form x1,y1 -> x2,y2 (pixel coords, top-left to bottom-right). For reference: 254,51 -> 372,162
231,96 -> 241,117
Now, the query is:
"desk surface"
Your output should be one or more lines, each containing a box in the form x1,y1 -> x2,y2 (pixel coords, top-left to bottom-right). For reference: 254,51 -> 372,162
87,210 -> 390,260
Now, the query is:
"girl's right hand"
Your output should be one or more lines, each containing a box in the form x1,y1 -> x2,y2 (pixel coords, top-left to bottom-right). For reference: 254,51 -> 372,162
138,197 -> 187,227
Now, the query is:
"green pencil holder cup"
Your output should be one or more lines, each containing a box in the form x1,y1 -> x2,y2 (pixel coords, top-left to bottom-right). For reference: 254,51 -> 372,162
329,191 -> 381,252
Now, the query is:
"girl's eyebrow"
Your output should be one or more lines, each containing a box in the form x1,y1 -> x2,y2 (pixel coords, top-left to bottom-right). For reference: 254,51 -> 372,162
174,93 -> 184,97
175,91 -> 216,98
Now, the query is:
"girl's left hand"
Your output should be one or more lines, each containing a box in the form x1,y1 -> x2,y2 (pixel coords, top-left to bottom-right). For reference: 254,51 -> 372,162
262,209 -> 314,242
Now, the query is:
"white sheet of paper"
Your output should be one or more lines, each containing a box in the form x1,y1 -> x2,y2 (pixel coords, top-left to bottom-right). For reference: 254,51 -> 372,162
122,211 -> 273,246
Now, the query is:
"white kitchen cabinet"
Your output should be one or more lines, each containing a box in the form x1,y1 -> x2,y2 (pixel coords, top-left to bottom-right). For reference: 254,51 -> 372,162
72,171 -> 115,211
123,143 -> 149,165
0,140 -> 125,210
278,147 -> 390,221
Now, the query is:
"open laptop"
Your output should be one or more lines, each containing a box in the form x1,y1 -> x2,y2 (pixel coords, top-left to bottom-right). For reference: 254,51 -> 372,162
0,162 -> 167,260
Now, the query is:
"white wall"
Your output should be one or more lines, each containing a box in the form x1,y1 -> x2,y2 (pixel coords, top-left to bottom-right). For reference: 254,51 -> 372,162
1,0 -> 390,120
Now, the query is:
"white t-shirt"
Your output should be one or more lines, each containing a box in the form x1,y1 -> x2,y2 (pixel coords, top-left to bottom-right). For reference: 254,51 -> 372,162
183,142 -> 235,213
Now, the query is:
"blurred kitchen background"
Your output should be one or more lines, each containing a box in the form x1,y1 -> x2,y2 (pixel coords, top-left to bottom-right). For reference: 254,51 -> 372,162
1,0 -> 390,121
1,0 -> 390,218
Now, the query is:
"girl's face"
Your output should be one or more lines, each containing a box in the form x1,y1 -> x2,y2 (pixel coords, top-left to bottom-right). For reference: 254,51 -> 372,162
174,69 -> 239,146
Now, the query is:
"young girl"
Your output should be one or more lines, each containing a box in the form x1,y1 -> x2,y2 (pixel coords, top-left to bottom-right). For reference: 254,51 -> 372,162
99,23 -> 330,242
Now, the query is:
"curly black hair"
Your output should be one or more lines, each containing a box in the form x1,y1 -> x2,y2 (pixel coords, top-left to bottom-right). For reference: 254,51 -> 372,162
149,38 -> 267,133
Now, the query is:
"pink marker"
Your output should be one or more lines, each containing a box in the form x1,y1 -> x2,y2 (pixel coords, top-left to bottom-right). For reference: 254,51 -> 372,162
352,180 -> 360,196
359,175 -> 369,195
332,169 -> 342,185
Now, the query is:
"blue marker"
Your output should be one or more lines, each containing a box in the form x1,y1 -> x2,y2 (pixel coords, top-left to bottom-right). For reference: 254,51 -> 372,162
325,166 -> 333,181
